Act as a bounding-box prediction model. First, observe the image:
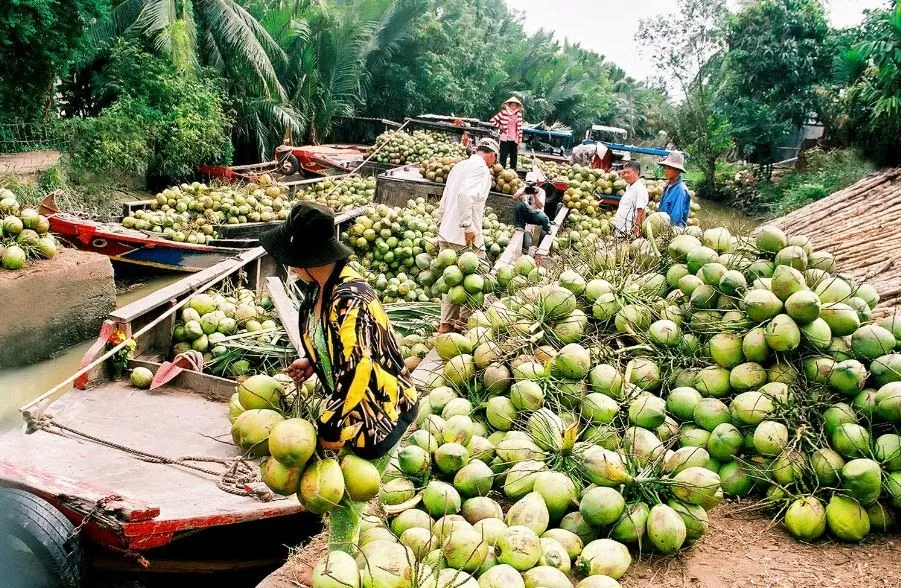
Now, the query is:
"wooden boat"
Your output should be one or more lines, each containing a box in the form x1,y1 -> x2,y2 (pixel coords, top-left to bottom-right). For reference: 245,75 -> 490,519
198,143 -> 391,182
40,195 -> 254,273
0,248 -> 318,585
43,188 -> 368,274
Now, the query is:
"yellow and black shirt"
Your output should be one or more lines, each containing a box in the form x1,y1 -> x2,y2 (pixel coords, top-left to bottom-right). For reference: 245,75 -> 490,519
299,263 -> 418,459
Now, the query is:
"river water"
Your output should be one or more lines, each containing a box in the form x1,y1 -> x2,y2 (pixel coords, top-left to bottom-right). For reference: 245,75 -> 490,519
0,275 -> 181,430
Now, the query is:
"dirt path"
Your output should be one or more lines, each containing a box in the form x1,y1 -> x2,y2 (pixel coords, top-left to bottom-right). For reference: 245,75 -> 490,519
259,503 -> 901,588
624,503 -> 901,588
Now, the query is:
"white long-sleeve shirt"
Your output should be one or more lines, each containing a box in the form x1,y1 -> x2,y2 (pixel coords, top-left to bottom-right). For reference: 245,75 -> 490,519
437,154 -> 492,249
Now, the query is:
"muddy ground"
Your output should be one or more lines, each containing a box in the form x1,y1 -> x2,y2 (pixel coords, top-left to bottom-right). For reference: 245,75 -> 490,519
259,502 -> 901,588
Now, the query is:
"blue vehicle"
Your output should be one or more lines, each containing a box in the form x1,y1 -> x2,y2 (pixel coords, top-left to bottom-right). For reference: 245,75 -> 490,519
523,124 -> 574,156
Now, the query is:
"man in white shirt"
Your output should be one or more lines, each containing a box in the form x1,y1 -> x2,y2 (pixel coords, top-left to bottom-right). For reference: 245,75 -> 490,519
613,161 -> 649,238
436,138 -> 499,332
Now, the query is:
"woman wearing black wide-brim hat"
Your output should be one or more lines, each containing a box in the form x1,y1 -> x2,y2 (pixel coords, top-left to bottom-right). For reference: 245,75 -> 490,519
260,202 -> 418,562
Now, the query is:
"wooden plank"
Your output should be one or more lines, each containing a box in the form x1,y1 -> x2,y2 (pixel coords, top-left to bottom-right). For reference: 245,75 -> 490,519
130,358 -> 238,400
266,277 -> 303,355
411,348 -> 442,389
536,205 -> 570,258
111,247 -> 267,323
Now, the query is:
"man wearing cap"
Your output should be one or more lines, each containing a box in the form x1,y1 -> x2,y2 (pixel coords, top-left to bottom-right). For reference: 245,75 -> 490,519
513,171 -> 552,255
260,202 -> 418,561
436,138 -> 498,333
490,96 -> 524,169
658,151 -> 691,227
613,161 -> 649,238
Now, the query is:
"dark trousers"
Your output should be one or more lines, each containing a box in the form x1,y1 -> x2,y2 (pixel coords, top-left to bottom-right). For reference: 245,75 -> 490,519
513,201 -> 551,252
500,140 -> 518,169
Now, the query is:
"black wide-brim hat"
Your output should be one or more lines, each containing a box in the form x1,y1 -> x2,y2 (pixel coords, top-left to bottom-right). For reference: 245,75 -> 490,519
260,201 -> 353,268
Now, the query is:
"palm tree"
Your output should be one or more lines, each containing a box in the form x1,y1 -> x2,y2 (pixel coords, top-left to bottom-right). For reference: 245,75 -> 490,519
90,0 -> 301,160
260,0 -> 422,144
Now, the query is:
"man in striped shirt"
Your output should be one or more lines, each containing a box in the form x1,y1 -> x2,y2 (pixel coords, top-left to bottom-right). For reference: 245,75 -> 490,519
490,96 -> 524,170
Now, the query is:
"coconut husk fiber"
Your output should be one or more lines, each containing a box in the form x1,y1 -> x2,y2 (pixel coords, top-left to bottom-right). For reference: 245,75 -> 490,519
771,167 -> 901,317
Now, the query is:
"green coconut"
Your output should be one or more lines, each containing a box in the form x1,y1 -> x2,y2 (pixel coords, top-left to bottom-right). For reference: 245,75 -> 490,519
532,471 -> 578,521
574,539 -> 632,580
871,354 -> 901,387
828,359 -> 868,396
825,495 -> 870,542
851,325 -> 896,361
667,500 -> 709,543
814,275 -> 853,303
693,398 -> 732,432
842,458 -> 883,505
743,289 -> 783,322
646,504 -> 687,555
503,460 -> 546,500
559,512 -> 597,546
729,362 -> 767,392
820,303 -> 860,337
718,460 -> 754,497
741,327 -> 770,363
671,467 -> 722,509
664,446 -> 711,474
709,333 -> 744,369
832,423 -> 871,459
756,225 -> 787,253
771,265 -> 808,302
495,526 -> 542,572
876,382 -> 901,422
554,343 -> 591,379
784,496 -> 827,541
666,387 -> 703,421
785,289 -> 821,324
719,270 -> 748,296
765,314 -> 801,352
694,366 -> 732,398
423,480 -> 463,517
580,486 -> 626,527
800,318 -> 833,350
775,245 -> 808,271
312,551 -> 360,588
454,460 -> 495,498
810,447 -> 845,486
299,458 -> 345,514
874,433 -> 901,471
231,409 -> 284,456
730,391 -> 774,426
707,423 -> 744,461
753,420 -> 789,456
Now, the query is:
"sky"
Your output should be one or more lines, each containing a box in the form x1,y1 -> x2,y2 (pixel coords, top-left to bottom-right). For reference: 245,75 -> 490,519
503,0 -> 888,82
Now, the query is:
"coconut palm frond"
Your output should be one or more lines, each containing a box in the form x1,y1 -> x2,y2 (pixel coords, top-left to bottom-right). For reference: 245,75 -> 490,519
87,0 -> 144,52
202,0 -> 288,100
131,0 -> 177,55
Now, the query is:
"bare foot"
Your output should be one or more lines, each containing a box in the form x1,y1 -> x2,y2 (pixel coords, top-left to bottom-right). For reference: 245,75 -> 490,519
295,562 -> 314,586
438,323 -> 454,334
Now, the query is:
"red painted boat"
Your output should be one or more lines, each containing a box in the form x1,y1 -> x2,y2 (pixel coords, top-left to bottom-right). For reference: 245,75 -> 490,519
198,143 -> 385,182
0,249 -> 313,584
40,195 -> 253,273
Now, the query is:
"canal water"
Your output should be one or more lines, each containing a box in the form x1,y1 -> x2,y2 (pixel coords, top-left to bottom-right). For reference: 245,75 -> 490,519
0,276 -> 181,430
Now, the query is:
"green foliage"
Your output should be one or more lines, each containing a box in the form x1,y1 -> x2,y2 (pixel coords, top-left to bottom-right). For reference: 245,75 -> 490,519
637,0 -> 733,198
0,0 -> 107,123
831,5 -> 901,164
753,148 -> 875,216
70,42 -> 233,181
719,0 -> 832,163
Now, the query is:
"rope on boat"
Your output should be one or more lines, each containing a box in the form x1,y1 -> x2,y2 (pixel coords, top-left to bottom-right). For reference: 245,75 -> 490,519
26,414 -> 285,502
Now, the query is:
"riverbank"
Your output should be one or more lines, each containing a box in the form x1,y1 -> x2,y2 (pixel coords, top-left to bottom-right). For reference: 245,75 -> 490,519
0,274 -> 180,429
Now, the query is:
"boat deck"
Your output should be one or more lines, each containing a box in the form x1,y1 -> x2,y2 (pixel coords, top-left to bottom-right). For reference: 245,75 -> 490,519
0,379 -> 301,546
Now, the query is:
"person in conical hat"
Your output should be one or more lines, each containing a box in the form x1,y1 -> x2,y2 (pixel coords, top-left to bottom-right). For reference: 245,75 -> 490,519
489,96 -> 524,170
657,150 -> 691,227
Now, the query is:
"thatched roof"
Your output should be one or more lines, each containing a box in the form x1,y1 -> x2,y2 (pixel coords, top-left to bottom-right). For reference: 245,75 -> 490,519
772,168 -> 901,316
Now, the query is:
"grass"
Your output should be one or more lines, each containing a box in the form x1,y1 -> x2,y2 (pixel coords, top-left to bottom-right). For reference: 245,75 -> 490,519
0,160 -> 150,221
753,148 -> 876,218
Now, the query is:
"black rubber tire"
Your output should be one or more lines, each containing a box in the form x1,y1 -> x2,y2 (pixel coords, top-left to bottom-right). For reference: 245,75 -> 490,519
0,488 -> 85,588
